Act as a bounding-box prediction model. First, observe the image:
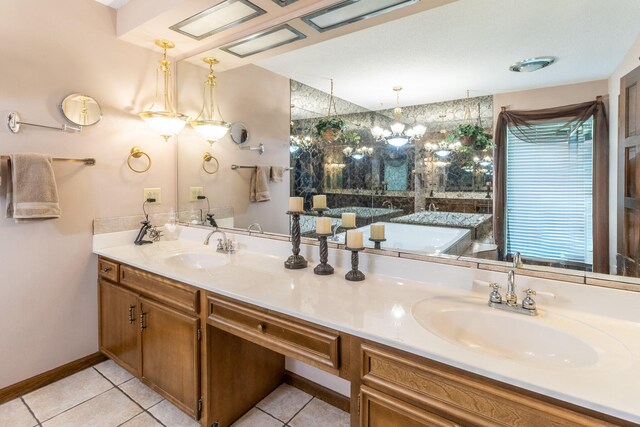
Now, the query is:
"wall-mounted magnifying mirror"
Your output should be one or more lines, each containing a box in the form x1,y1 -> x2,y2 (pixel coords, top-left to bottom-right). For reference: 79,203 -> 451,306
60,93 -> 102,127
230,122 -> 249,144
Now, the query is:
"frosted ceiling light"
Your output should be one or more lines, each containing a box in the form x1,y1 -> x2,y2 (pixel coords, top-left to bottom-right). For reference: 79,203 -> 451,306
302,0 -> 418,32
221,25 -> 306,58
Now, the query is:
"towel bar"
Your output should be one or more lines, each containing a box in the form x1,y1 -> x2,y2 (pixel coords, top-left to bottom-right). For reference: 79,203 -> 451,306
0,155 -> 95,165
231,164 -> 292,171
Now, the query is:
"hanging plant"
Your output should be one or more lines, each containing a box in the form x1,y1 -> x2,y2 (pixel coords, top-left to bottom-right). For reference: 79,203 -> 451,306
446,124 -> 493,151
315,117 -> 345,142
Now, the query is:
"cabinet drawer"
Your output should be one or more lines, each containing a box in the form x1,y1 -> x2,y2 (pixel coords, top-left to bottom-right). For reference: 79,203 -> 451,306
98,258 -> 119,282
120,265 -> 199,315
361,343 -> 617,427
208,295 -> 340,374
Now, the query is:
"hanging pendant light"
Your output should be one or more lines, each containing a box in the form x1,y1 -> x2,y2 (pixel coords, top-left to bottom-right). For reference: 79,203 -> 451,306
139,39 -> 188,142
189,57 -> 230,145
371,87 -> 425,147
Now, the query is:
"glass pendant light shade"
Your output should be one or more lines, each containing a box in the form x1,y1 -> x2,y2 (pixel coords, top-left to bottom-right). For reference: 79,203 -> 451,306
387,136 -> 411,147
139,40 -> 187,142
371,87 -> 424,148
189,57 -> 230,145
390,122 -> 405,134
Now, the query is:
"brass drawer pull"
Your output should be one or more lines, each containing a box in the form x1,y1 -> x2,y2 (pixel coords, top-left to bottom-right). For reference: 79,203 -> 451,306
101,266 -> 112,273
140,312 -> 147,331
128,304 -> 136,324
257,323 -> 265,333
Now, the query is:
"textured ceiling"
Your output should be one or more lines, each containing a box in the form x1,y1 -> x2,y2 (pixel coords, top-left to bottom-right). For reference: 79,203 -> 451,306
257,0 -> 640,110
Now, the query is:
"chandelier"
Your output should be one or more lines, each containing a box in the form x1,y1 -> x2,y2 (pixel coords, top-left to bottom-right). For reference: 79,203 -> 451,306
343,145 -> 374,160
189,57 -> 230,145
371,87 -> 426,147
139,40 -> 188,142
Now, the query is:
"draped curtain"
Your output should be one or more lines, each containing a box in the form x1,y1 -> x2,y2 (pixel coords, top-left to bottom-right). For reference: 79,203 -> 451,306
493,98 -> 609,273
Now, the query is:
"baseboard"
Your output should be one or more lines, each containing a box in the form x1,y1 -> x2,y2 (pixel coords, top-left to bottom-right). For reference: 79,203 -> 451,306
0,352 -> 106,405
284,370 -> 350,413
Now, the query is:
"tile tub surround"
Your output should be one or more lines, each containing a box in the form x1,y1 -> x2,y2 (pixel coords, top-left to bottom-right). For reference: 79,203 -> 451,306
320,206 -> 404,227
0,361 -> 345,427
93,226 -> 640,423
391,211 -> 493,239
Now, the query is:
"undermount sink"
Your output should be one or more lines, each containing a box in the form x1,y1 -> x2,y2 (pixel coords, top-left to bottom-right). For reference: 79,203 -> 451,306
164,251 -> 229,270
412,296 -> 631,370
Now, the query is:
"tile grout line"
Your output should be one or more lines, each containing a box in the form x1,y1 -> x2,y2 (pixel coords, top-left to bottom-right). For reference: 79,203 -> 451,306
254,406 -> 288,425
285,395 -> 315,425
20,396 -> 42,427
93,366 -> 167,427
35,386 -> 115,424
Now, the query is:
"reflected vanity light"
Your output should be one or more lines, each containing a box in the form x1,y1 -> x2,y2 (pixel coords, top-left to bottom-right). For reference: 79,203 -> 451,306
139,40 -> 188,142
371,88 -> 425,147
189,58 -> 230,145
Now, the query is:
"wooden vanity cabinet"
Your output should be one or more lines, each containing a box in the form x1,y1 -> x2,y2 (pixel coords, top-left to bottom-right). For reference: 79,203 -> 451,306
97,258 -> 201,420
358,342 -> 627,427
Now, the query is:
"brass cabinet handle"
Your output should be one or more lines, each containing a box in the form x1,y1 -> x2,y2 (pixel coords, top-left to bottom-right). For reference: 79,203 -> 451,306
140,312 -> 146,331
257,323 -> 265,333
128,305 -> 136,324
101,266 -> 112,273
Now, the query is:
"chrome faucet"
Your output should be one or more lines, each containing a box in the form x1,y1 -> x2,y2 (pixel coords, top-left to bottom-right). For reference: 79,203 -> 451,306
204,228 -> 236,253
329,223 -> 340,241
381,200 -> 395,209
505,270 -> 517,307
247,223 -> 263,233
487,270 -> 537,316
204,228 -> 226,246
428,202 -> 437,212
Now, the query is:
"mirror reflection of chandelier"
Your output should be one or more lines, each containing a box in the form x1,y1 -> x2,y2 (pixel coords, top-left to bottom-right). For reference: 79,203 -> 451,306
189,57 -> 230,145
371,87 -> 426,147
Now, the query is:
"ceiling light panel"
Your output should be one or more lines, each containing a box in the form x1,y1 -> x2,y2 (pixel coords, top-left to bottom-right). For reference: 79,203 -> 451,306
221,25 -> 306,58
302,0 -> 419,32
170,0 -> 266,40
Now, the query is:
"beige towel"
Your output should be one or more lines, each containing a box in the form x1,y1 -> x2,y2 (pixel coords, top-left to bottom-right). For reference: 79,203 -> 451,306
250,166 -> 271,202
270,166 -> 284,183
6,154 -> 61,221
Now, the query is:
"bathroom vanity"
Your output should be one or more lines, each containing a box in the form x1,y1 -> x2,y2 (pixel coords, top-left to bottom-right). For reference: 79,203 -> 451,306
94,227 -> 640,427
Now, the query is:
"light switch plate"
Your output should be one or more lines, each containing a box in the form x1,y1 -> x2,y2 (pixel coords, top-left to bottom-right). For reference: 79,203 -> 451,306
189,186 -> 204,202
144,188 -> 161,204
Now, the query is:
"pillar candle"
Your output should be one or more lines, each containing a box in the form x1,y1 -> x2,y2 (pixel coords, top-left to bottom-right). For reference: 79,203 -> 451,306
346,230 -> 363,249
342,212 -> 356,228
316,217 -> 331,234
370,224 -> 385,240
312,195 -> 327,209
288,197 -> 303,212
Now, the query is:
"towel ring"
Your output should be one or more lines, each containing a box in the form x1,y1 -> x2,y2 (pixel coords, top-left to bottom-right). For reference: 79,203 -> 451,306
202,152 -> 219,175
127,147 -> 151,173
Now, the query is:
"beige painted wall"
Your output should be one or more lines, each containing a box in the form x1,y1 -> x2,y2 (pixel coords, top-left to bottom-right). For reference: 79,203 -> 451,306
177,62 -> 291,234
608,34 -> 640,274
0,0 -> 178,388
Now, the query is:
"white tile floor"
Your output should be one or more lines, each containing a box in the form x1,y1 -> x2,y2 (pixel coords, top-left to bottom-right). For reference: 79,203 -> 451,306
0,360 -> 350,427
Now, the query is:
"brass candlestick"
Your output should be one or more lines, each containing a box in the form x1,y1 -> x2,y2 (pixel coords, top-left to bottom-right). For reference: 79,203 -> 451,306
314,232 -> 334,275
285,211 -> 308,269
345,246 -> 365,281
368,237 -> 386,250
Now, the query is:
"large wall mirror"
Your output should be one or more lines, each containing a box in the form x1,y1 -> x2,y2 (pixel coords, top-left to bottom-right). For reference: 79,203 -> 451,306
175,0 -> 640,283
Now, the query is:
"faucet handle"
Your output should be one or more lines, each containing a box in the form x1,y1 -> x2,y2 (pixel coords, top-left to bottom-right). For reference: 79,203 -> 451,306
488,283 -> 502,304
522,288 -> 537,310
216,238 -> 224,251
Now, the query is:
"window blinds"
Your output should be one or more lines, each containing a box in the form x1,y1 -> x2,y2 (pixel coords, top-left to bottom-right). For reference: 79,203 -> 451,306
505,118 -> 593,267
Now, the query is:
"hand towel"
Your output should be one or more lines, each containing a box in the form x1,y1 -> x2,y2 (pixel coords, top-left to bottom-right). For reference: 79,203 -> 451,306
250,166 -> 271,202
6,153 -> 61,221
270,166 -> 284,183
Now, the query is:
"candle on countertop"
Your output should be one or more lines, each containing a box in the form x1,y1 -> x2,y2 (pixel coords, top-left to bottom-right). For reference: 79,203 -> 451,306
289,197 -> 304,212
342,212 -> 356,228
346,230 -> 363,248
370,224 -> 385,240
312,194 -> 327,209
316,217 -> 332,234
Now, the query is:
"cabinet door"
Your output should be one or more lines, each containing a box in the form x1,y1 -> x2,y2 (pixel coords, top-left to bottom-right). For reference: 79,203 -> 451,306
360,386 -> 458,427
99,279 -> 140,376
140,297 -> 200,419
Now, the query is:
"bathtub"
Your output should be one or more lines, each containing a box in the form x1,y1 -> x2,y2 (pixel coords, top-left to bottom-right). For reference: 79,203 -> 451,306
335,222 -> 471,256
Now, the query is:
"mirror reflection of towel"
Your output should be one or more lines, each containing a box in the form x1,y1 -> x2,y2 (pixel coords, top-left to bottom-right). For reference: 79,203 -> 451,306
270,166 -> 284,183
250,166 -> 271,202
6,153 -> 61,221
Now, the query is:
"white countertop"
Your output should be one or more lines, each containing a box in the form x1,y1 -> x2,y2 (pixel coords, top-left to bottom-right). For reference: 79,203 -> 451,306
93,227 -> 640,423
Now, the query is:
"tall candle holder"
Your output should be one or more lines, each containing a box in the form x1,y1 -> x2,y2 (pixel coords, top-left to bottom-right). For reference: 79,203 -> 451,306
345,246 -> 365,281
285,211 -> 308,269
313,207 -> 329,217
368,237 -> 386,250
314,232 -> 334,275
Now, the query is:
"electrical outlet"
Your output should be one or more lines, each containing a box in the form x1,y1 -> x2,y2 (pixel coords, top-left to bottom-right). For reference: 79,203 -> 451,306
144,188 -> 161,204
189,186 -> 204,202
